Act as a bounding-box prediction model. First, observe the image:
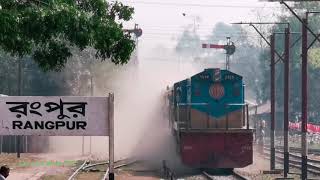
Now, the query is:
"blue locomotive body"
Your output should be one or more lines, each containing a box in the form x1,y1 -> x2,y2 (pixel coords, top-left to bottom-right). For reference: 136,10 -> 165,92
167,68 -> 253,169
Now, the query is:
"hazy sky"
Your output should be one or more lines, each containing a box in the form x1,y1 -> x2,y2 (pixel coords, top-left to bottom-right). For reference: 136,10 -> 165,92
120,0 -> 282,59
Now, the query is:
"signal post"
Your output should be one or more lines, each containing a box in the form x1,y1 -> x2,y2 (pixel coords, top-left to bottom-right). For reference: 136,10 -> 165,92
201,37 -> 236,70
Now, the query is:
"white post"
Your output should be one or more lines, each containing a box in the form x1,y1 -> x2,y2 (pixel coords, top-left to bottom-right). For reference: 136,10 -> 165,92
108,93 -> 114,180
82,136 -> 84,156
90,75 -> 93,155
0,136 -> 2,154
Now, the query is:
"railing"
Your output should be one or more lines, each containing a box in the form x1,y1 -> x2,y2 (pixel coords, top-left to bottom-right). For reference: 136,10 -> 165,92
226,103 -> 250,130
175,103 -> 253,131
176,103 -> 208,130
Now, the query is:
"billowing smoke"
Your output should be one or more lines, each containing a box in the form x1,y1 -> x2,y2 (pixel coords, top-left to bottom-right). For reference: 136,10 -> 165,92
47,50 -> 204,167
46,48 -> 260,175
104,60 -> 199,162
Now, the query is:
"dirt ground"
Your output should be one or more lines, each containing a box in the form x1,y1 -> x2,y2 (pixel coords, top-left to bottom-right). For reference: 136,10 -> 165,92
116,172 -> 160,180
0,153 -> 161,180
237,146 -> 318,180
0,153 -> 86,180
1,148 -> 319,180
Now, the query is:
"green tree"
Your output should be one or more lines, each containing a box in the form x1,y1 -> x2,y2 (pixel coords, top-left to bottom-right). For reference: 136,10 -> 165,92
0,53 -> 70,96
0,0 -> 135,71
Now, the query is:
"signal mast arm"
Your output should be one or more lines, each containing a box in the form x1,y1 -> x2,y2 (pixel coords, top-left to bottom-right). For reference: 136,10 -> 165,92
202,43 -> 236,55
202,38 -> 236,70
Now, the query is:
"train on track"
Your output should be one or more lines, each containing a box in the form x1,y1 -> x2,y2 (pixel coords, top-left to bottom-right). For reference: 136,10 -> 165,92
165,68 -> 254,170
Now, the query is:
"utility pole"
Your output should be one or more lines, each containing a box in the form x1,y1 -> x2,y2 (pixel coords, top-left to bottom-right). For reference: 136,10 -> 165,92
273,2 -> 320,179
301,17 -> 308,180
300,11 -> 320,180
270,32 -> 301,171
270,33 -> 276,170
231,22 -> 296,175
283,27 -> 290,178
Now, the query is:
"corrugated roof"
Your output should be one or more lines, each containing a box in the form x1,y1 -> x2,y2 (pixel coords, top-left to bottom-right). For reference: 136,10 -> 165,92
257,101 -> 270,114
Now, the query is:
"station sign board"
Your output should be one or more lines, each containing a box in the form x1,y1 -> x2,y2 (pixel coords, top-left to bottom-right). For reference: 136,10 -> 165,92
0,96 -> 110,136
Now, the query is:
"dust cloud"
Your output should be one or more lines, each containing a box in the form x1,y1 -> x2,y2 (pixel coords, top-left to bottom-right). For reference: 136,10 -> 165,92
47,55 -> 204,167
47,54 -> 260,173
108,59 -> 199,164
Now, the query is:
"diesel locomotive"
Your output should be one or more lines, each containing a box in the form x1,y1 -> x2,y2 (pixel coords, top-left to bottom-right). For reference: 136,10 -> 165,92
166,68 -> 254,169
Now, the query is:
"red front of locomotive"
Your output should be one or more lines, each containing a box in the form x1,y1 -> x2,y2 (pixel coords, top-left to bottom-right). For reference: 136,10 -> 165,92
180,131 -> 253,168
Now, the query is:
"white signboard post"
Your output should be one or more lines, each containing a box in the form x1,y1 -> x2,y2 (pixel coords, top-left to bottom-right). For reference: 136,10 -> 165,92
0,93 -> 114,179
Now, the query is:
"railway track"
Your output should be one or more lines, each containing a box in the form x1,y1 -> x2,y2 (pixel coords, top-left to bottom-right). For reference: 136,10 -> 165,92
71,159 -> 250,180
162,159 -> 249,180
264,144 -> 320,155
264,146 -> 320,166
263,151 -> 320,176
232,171 -> 248,180
100,159 -> 139,180
68,160 -> 90,180
201,170 -> 248,180
67,158 -> 138,180
101,166 -> 109,180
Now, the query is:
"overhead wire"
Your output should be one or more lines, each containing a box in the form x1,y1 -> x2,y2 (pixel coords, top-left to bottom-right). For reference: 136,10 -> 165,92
122,1 -> 275,43
142,31 -> 254,35
141,27 -> 251,33
123,1 -> 270,47
121,1 -> 281,9
141,32 -> 261,38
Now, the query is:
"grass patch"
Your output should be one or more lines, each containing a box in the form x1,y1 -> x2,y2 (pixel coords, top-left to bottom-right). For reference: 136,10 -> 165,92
0,153 -> 41,169
40,174 -> 69,180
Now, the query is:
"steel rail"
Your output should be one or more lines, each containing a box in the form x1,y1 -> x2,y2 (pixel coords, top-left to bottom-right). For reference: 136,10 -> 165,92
264,147 -> 320,165
83,161 -> 109,170
264,152 -> 320,172
264,144 -> 320,155
202,171 -> 214,180
114,160 -> 138,169
232,171 -> 249,180
263,153 -> 320,176
102,167 -> 109,180
68,160 -> 89,180
82,158 -> 132,170
64,158 -> 137,180
202,170 -> 248,180
100,160 -> 138,180
274,157 -> 320,176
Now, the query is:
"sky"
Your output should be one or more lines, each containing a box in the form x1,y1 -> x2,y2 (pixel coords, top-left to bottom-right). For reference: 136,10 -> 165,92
119,0 -> 282,60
